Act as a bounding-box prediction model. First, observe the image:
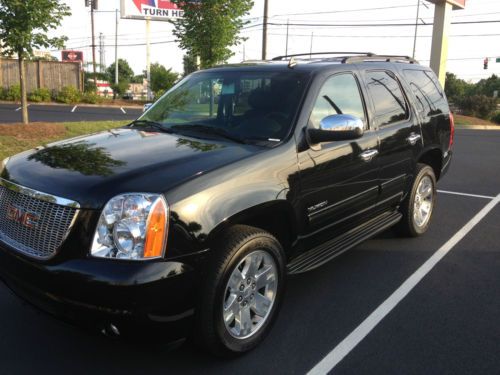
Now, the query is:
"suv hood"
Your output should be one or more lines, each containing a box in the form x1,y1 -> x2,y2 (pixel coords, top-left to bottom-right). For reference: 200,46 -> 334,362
2,128 -> 261,209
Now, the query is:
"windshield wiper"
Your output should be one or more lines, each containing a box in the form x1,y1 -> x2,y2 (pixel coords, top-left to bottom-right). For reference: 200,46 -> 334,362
128,120 -> 174,133
171,124 -> 247,144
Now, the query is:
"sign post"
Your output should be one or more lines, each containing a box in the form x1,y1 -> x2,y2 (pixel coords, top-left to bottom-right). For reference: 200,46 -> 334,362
426,0 -> 466,87
120,0 -> 184,101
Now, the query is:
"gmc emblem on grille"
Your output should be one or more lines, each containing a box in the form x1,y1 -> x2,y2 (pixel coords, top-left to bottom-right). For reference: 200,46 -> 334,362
6,205 -> 40,229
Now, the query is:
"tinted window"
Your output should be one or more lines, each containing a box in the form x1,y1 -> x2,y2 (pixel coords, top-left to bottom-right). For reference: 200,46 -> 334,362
309,73 -> 366,129
366,71 -> 408,126
403,69 -> 448,117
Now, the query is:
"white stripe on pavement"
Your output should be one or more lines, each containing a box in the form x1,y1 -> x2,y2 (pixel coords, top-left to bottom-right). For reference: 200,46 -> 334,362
437,189 -> 495,200
307,194 -> 500,375
71,105 -> 78,113
15,104 -> 29,111
120,107 -> 126,114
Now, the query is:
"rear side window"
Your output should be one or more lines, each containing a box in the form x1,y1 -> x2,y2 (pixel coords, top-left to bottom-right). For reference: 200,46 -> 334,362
365,71 -> 409,127
403,69 -> 448,117
309,73 -> 366,129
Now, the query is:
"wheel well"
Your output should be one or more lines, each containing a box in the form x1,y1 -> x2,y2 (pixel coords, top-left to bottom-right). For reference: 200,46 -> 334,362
213,204 -> 296,258
418,149 -> 443,180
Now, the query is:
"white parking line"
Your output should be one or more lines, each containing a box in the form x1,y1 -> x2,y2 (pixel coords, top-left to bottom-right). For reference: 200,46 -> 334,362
437,189 -> 495,200
308,194 -> 500,375
15,104 -> 29,111
120,107 -> 126,114
71,105 -> 78,113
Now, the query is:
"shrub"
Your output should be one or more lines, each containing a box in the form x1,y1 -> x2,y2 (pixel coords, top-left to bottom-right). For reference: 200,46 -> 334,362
4,85 -> 21,101
81,91 -> 103,104
0,87 -> 7,100
457,95 -> 497,120
491,112 -> 500,125
56,86 -> 81,104
28,88 -> 51,102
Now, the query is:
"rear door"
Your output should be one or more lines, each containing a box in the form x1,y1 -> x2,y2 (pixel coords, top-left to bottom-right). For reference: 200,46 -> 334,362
362,69 -> 422,207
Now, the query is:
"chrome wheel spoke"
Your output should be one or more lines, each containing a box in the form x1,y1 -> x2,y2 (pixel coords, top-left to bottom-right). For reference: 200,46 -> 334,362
252,293 -> 272,317
255,264 -> 274,290
245,252 -> 263,279
223,293 -> 239,323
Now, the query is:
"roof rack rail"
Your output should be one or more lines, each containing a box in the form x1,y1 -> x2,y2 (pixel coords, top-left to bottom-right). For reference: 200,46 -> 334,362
272,52 -> 375,61
343,55 -> 418,64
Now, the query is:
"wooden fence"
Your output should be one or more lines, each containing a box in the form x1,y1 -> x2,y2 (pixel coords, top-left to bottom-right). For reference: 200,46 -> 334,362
0,58 -> 83,92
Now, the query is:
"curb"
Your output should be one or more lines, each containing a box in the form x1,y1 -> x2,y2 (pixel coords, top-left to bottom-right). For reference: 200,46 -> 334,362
0,100 -> 143,110
456,124 -> 500,130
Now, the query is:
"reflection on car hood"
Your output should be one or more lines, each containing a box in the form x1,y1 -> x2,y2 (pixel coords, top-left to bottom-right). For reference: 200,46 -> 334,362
2,128 -> 262,209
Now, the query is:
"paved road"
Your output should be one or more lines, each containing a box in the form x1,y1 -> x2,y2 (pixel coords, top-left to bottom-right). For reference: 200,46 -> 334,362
0,103 -> 142,123
0,129 -> 499,374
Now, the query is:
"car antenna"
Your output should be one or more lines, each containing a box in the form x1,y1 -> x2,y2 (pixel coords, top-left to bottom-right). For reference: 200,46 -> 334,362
288,57 -> 297,69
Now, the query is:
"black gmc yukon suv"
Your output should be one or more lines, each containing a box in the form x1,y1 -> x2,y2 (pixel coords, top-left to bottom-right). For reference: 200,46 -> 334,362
0,53 -> 453,356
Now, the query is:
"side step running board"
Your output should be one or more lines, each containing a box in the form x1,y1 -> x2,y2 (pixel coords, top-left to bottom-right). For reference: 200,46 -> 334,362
287,211 -> 402,274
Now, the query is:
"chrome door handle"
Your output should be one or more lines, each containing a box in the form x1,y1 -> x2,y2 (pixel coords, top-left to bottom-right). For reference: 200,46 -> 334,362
360,149 -> 378,162
407,133 -> 421,146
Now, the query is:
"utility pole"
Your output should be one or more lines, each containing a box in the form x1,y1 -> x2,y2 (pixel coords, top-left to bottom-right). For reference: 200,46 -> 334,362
285,19 -> 289,56
90,0 -> 97,87
309,32 -> 314,58
99,32 -> 105,72
412,0 -> 421,59
262,0 -> 269,60
115,9 -> 119,86
146,17 -> 152,101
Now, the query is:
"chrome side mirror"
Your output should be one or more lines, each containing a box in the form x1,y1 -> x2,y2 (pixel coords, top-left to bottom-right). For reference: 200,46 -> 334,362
308,114 -> 364,144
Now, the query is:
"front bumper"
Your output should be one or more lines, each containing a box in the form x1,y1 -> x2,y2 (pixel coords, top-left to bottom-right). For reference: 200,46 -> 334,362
0,240 -> 203,339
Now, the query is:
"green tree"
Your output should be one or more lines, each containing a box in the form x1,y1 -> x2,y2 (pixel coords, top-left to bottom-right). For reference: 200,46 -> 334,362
183,53 -> 198,76
171,0 -> 253,68
444,72 -> 473,101
0,0 -> 71,124
148,63 -> 179,94
106,59 -> 134,99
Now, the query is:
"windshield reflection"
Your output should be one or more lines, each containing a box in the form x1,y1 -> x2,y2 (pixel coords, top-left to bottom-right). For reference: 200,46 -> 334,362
140,70 -> 308,143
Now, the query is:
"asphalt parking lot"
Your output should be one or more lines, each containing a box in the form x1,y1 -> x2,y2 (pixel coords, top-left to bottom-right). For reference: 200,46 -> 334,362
0,102 -> 142,123
0,129 -> 499,374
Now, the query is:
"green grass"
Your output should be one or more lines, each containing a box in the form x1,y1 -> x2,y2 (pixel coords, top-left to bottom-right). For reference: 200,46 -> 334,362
0,120 -> 128,160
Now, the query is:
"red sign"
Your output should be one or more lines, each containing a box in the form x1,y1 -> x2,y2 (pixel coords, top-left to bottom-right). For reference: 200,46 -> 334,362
62,50 -> 83,62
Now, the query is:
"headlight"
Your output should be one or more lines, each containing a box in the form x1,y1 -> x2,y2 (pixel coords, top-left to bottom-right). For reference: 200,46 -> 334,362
91,193 -> 169,260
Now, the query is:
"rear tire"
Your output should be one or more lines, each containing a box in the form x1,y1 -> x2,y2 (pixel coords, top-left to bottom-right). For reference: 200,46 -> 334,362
195,225 -> 286,357
397,163 -> 437,237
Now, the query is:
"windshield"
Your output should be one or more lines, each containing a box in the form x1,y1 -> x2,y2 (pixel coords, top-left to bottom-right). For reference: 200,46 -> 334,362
139,70 -> 309,143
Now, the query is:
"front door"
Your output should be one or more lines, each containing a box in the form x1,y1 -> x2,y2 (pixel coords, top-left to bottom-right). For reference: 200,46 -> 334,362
297,72 -> 380,239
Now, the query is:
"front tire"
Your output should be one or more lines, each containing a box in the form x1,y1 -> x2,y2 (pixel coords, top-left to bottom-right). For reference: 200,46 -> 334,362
397,163 -> 437,237
195,225 -> 286,357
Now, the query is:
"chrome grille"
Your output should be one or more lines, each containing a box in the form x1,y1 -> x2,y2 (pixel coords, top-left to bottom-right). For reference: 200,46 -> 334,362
0,184 -> 78,259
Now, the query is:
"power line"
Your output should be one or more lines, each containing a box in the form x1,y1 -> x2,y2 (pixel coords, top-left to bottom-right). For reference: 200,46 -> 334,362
266,19 -> 500,28
271,4 -> 419,18
267,33 -> 500,38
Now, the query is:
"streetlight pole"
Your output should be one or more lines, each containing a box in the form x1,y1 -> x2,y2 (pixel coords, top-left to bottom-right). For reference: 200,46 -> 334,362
412,0 -> 421,59
262,0 -> 269,60
90,1 -> 97,87
115,9 -> 119,86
